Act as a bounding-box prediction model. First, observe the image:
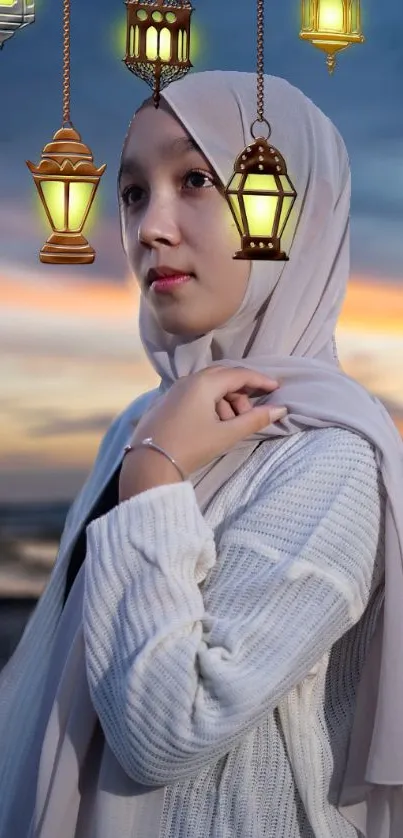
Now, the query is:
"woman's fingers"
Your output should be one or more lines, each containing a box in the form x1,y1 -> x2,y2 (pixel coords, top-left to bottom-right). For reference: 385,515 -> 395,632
225,392 -> 253,415
216,398 -> 236,421
204,367 -> 280,400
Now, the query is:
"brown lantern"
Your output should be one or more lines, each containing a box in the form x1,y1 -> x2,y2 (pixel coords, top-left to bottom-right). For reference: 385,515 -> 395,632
224,0 -> 297,261
26,0 -> 106,264
299,0 -> 365,75
225,127 -> 297,261
27,128 -> 106,264
124,0 -> 193,107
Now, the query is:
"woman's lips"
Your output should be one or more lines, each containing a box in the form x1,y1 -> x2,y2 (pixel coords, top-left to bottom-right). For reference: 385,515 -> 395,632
150,274 -> 193,293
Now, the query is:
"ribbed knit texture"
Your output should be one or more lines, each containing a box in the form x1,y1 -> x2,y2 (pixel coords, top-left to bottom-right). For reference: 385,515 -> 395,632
83,427 -> 385,838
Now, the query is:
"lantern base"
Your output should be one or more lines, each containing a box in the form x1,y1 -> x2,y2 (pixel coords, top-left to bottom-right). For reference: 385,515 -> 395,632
39,232 -> 95,265
233,236 -> 289,261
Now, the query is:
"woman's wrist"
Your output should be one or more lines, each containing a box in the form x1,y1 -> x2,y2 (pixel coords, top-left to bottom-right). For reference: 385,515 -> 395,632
119,447 -> 183,501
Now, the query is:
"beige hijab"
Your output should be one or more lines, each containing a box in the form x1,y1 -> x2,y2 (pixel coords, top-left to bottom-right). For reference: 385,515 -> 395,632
0,71 -> 401,838
138,71 -> 403,834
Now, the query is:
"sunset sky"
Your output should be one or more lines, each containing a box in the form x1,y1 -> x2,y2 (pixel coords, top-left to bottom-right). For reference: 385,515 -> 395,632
0,0 -> 402,501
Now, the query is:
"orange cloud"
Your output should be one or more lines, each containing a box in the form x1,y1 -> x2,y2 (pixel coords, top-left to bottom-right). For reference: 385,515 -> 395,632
1,273 -> 138,319
339,278 -> 403,333
2,271 -> 402,332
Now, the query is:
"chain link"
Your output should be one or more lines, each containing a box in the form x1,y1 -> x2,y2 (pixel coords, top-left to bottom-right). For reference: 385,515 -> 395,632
62,0 -> 71,125
256,0 -> 264,122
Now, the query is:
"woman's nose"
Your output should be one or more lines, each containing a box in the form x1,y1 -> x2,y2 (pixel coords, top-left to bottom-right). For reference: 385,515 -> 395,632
138,197 -> 181,248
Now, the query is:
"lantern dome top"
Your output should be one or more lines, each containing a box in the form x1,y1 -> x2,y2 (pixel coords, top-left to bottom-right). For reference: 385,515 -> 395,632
39,126 -> 94,163
234,139 -> 289,177
26,126 -> 107,178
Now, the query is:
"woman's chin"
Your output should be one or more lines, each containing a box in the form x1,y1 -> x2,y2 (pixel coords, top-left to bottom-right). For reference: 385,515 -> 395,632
156,314 -> 208,337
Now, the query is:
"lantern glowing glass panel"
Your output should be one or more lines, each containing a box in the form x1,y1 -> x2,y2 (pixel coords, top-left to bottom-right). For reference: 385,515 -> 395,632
39,179 -> 96,233
319,0 -> 344,31
40,181 -> 65,231
0,0 -> 34,49
299,0 -> 365,74
124,1 -> 193,105
68,182 -> 96,230
225,139 -> 297,261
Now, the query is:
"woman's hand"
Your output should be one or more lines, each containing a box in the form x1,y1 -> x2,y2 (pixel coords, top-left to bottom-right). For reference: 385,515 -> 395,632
119,367 -> 287,499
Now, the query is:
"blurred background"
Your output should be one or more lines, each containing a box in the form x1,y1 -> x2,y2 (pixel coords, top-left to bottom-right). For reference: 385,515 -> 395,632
0,0 -> 402,668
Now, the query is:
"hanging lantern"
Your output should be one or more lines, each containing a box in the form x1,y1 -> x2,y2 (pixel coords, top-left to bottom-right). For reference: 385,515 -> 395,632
26,0 -> 106,264
124,0 -> 193,107
299,0 -> 365,75
225,124 -> 297,260
27,128 -> 106,264
0,0 -> 34,49
225,0 -> 297,261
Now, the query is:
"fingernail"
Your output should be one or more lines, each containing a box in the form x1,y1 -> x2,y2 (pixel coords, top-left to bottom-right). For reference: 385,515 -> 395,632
271,407 -> 288,421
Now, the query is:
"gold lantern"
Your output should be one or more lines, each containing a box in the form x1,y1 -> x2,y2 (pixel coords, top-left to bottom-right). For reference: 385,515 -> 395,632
124,0 -> 193,107
0,0 -> 34,50
299,0 -> 365,75
27,0 -> 106,264
225,0 -> 297,261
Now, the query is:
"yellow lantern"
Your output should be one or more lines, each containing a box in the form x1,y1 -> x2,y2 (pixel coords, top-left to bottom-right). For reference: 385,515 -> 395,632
27,0 -> 106,264
0,0 -> 34,50
225,125 -> 297,260
124,0 -> 193,106
299,0 -> 365,74
27,128 -> 106,264
225,0 -> 297,261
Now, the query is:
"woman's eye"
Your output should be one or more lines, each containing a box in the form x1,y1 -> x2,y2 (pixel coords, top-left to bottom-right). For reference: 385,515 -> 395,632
184,170 -> 215,190
121,186 -> 143,206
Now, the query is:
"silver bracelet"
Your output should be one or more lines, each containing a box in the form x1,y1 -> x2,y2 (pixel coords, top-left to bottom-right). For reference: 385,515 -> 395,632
122,437 -> 187,481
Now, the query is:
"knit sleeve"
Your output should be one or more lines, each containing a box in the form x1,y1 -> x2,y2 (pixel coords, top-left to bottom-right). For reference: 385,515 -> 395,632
83,429 -> 383,786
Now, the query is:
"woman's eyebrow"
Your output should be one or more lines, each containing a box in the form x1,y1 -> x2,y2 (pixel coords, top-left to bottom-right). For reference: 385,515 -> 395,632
118,136 -> 203,184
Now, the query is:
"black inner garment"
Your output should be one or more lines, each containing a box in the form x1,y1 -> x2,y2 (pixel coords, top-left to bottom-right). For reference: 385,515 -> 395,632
63,463 -> 122,606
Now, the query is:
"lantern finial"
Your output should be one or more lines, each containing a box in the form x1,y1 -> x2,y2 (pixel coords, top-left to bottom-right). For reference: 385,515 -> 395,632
26,0 -> 106,264
123,0 -> 194,107
224,0 -> 297,261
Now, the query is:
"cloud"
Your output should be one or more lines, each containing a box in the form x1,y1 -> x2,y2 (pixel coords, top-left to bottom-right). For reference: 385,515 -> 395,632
0,308 -> 143,359
28,412 -> 116,437
0,200 -> 128,281
0,467 -> 90,503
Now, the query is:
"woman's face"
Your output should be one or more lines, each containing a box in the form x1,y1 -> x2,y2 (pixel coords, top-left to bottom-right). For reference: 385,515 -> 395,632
118,103 -> 251,336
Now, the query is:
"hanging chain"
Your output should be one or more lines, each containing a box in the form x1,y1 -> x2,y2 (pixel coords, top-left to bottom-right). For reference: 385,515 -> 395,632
256,0 -> 264,122
62,0 -> 71,126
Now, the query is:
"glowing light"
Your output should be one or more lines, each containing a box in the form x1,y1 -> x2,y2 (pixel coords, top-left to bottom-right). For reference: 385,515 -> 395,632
159,27 -> 170,60
318,0 -> 344,31
33,181 -> 100,236
110,15 -> 203,64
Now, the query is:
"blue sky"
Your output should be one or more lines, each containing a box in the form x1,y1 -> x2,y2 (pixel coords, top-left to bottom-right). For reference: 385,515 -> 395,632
0,0 -> 402,283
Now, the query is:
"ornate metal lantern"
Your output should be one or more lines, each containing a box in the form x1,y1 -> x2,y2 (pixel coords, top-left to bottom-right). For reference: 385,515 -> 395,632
27,128 -> 106,264
299,0 -> 365,75
225,128 -> 297,261
26,0 -> 106,264
225,0 -> 297,261
124,0 -> 193,106
0,0 -> 34,49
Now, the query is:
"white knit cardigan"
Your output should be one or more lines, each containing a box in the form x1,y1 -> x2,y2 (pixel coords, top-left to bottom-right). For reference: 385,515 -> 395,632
0,391 -> 385,837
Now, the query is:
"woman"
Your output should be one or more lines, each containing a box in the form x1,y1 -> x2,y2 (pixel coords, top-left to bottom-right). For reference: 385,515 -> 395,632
0,70 -> 402,838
